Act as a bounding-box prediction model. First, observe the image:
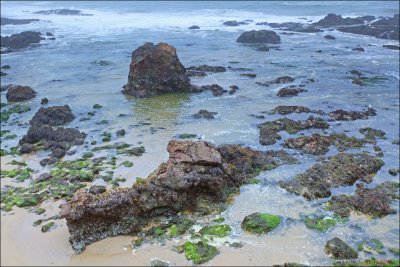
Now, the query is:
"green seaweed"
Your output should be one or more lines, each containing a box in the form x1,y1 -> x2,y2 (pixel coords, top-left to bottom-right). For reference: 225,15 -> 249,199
177,241 -> 219,264
304,215 -> 348,231
199,224 -> 232,237
179,134 -> 197,139
121,161 -> 134,168
41,222 -> 55,233
241,212 -> 281,234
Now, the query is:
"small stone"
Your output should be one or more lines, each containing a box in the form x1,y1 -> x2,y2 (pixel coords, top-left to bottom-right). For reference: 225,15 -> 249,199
41,98 -> 49,105
89,185 -> 106,195
389,168 -> 398,176
150,258 -> 170,267
116,129 -> 126,137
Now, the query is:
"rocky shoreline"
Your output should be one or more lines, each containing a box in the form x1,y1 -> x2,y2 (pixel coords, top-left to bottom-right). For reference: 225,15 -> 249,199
1,8 -> 399,267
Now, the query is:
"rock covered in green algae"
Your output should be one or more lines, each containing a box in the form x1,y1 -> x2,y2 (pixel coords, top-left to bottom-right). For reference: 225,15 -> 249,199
333,258 -> 400,266
304,215 -> 348,231
199,224 -> 232,237
279,153 -> 384,200
60,140 -> 297,253
284,133 -> 367,155
258,116 -> 329,146
327,182 -> 399,217
167,217 -> 194,238
241,212 -> 280,234
325,238 -> 358,259
357,239 -> 385,254
41,221 -> 55,232
177,241 -> 219,264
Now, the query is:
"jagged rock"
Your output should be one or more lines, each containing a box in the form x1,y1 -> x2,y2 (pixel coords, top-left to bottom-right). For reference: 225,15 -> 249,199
256,76 -> 295,87
328,182 -> 399,217
223,20 -> 248,26
122,42 -> 192,97
6,85 -> 37,102
186,65 -> 226,72
201,84 -> 227,96
1,31 -> 44,49
193,110 -> 218,119
277,87 -> 307,97
236,30 -> 281,44
258,117 -> 329,146
313,14 -> 364,27
60,140 -> 297,253
30,105 -> 75,126
325,238 -> 358,259
265,105 -> 324,115
329,108 -> 376,121
41,98 -> 49,105
279,153 -> 384,200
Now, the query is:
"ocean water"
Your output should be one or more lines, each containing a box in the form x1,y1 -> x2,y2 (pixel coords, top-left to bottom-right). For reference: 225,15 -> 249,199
1,1 -> 399,266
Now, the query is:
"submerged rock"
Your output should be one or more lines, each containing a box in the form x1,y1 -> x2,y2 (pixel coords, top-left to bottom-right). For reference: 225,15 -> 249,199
241,213 -> 281,234
236,30 -> 281,44
188,25 -> 200,29
193,110 -> 218,119
324,35 -> 336,40
277,87 -> 307,97
33,9 -> 91,16
60,140 -> 297,253
329,108 -> 376,121
280,153 -> 384,200
6,85 -> 37,102
383,45 -> 400,50
265,105 -> 323,115
201,84 -> 227,96
30,105 -> 75,126
325,238 -> 358,259
327,182 -> 399,217
258,117 -> 329,146
256,76 -> 295,87
223,20 -> 248,26
1,31 -> 45,49
122,42 -> 192,97
267,22 -> 321,33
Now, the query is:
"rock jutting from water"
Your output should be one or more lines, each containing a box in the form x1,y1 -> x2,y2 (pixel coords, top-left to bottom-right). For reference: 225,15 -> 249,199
329,108 -> 376,121
5,85 -> 37,102
122,42 -> 194,97
236,30 -> 281,44
324,237 -> 358,259
1,31 -> 45,50
60,140 -> 298,253
277,87 -> 307,97
279,153 -> 384,200
0,17 -> 40,25
258,117 -> 329,146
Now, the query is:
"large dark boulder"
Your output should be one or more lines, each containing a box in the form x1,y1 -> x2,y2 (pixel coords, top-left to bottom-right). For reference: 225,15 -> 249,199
30,105 -> 75,126
122,42 -> 192,97
6,85 -> 37,102
1,31 -> 44,49
325,238 -> 358,259
236,30 -> 281,44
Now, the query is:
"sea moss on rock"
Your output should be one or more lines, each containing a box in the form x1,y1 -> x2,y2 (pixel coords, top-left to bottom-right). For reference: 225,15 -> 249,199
177,241 -> 219,264
357,239 -> 385,254
280,153 -> 384,200
304,215 -> 348,231
258,117 -> 329,146
327,182 -> 399,217
241,212 -> 280,234
199,224 -> 232,237
325,237 -> 358,259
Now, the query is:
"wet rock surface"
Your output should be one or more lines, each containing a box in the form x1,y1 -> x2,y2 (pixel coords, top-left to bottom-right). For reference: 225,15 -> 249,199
1,31 -> 45,50
187,65 -> 226,73
193,110 -> 218,119
30,105 -> 75,126
5,85 -> 37,102
267,22 -> 321,33
284,133 -> 368,155
256,76 -> 295,87
122,42 -> 192,97
329,108 -> 376,121
324,237 -> 358,259
328,182 -> 399,217
277,87 -> 307,97
258,117 -> 329,146
60,140 -> 297,253
265,105 -> 324,115
236,30 -> 281,44
201,84 -> 227,96
279,153 -> 384,200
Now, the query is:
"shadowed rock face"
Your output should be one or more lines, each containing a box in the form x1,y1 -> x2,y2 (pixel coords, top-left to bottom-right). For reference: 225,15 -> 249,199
122,42 -> 192,97
60,140 -> 297,253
